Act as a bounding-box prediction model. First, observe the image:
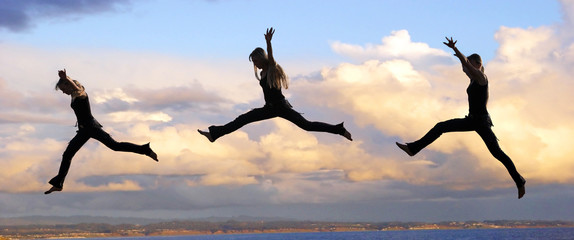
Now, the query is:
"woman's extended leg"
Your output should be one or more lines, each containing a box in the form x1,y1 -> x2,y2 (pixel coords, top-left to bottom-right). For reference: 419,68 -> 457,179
46,130 -> 90,193
403,118 -> 475,156
205,107 -> 276,142
476,127 -> 525,198
278,107 -> 352,140
90,128 -> 157,161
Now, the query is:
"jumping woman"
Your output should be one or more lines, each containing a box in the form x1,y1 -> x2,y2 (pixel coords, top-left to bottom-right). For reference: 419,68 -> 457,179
45,69 -> 158,194
396,37 -> 526,199
198,28 -> 352,142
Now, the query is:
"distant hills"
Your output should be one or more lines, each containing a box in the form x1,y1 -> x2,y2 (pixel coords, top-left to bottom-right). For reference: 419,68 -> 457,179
0,215 -> 161,226
0,215 -> 292,226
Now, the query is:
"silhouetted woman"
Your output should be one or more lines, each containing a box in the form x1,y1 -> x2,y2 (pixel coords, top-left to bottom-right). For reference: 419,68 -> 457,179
198,28 -> 352,142
396,37 -> 526,199
45,69 -> 158,194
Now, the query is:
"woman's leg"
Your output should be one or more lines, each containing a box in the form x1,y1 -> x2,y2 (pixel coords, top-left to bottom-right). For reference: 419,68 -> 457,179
476,127 -> 525,198
278,107 -> 347,136
406,118 -> 475,155
208,107 -> 276,141
48,130 -> 90,189
90,128 -> 155,158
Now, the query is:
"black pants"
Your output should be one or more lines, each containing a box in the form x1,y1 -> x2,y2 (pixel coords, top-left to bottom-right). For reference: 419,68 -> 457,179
407,116 -> 524,187
208,102 -> 345,141
49,127 -> 149,188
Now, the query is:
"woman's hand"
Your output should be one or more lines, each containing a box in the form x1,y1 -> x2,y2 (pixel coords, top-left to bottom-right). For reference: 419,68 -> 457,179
443,37 -> 457,49
265,27 -> 275,42
58,69 -> 67,79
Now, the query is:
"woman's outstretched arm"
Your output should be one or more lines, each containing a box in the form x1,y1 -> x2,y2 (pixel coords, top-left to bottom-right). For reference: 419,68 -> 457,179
265,27 -> 276,66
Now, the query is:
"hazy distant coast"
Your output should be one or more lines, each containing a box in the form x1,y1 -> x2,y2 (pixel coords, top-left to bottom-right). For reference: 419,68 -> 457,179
1,216 -> 573,239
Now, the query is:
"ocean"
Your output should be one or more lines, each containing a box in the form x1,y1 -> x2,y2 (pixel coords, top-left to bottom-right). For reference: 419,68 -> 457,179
60,228 -> 574,240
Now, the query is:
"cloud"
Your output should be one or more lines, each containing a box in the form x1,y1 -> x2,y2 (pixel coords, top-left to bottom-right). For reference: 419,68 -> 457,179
0,43 -> 258,104
0,78 -> 68,125
92,84 -> 228,113
0,0 -> 131,32
124,84 -> 229,112
331,30 -> 453,68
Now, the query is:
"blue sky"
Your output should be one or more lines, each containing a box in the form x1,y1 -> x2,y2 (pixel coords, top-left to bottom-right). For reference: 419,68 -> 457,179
1,0 -> 573,222
2,0 -> 561,61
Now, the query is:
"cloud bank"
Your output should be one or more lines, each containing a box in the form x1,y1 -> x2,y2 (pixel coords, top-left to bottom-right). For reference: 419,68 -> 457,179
0,0 -> 131,32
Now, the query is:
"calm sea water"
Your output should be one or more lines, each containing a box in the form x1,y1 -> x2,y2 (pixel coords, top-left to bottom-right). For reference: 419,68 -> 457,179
64,228 -> 574,240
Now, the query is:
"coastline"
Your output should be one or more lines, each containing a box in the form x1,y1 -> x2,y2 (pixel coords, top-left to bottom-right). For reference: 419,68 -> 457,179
2,220 -> 574,239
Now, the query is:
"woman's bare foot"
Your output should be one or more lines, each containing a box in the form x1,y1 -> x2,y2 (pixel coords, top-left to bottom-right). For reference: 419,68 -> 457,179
518,185 -> 525,199
518,177 -> 526,199
44,186 -> 62,194
396,142 -> 414,156
336,122 -> 352,141
343,130 -> 353,141
144,143 -> 158,162
149,150 -> 158,162
198,129 -> 214,142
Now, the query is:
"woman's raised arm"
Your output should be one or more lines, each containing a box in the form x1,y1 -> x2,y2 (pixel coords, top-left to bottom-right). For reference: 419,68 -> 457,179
264,27 -> 276,66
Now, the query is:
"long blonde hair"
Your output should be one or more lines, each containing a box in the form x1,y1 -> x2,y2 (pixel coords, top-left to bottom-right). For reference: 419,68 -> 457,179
249,47 -> 288,90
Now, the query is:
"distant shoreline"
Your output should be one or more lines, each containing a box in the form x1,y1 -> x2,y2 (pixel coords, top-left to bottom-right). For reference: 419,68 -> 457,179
2,219 -> 574,239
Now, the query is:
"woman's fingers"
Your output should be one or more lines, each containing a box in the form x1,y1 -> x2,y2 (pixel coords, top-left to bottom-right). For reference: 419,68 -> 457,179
443,36 -> 457,48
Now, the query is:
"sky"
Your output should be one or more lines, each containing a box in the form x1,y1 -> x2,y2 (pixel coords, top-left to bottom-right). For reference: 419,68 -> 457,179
0,0 -> 573,222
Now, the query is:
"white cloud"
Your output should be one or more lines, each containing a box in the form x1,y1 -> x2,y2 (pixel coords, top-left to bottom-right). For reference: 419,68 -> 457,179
107,111 -> 172,123
331,30 -> 452,68
17,124 -> 35,136
93,88 -> 139,104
